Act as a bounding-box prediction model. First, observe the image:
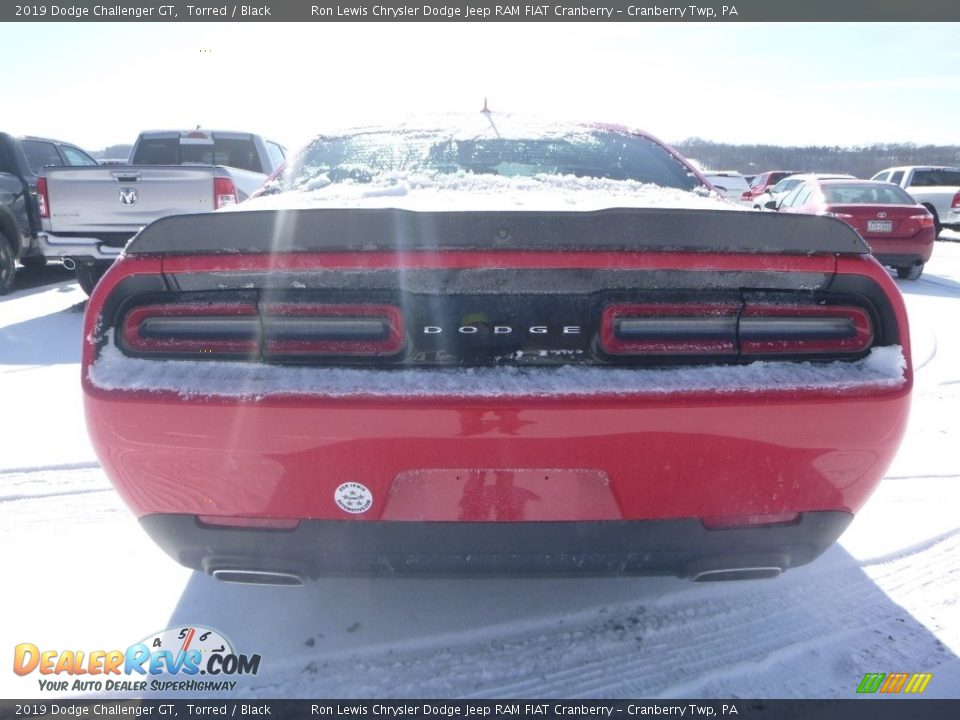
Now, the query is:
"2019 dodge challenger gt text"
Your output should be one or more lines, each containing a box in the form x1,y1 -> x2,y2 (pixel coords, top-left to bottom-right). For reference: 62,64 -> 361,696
81,114 -> 911,585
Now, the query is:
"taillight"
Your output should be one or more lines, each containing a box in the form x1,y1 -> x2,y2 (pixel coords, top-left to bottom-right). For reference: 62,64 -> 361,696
740,190 -> 752,201
37,177 -> 49,218
121,303 -> 260,355
600,302 -> 873,359
600,303 -> 740,356
823,212 -> 854,222
740,304 -> 873,356
214,177 -> 238,209
119,302 -> 405,360
261,304 -> 404,358
951,191 -> 960,209
909,213 -> 935,229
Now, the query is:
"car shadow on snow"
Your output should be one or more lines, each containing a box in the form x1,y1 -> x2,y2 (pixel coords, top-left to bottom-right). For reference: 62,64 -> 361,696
161,540 -> 959,699
0,303 -> 85,364
9,263 -> 76,293
896,271 -> 960,300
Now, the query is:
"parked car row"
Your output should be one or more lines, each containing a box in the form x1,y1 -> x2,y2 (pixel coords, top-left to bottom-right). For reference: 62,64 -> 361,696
4,127 -> 957,295
721,165 -> 960,280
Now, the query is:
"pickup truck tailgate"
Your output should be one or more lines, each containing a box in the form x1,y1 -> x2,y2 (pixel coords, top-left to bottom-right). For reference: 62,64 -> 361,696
44,165 -> 216,234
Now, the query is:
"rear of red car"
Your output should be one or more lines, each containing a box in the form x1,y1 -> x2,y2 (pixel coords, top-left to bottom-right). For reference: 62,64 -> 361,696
784,180 -> 936,280
81,208 -> 910,585
81,122 -> 911,584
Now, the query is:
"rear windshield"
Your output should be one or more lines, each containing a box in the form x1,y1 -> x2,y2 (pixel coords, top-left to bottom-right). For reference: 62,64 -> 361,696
910,169 -> 960,187
770,177 -> 805,194
132,136 -> 262,173
20,140 -> 64,174
281,130 -> 702,192
822,183 -> 916,205
762,171 -> 795,187
704,174 -> 749,191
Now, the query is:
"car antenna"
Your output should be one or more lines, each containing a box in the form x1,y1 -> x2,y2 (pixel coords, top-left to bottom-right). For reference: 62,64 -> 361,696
480,97 -> 500,137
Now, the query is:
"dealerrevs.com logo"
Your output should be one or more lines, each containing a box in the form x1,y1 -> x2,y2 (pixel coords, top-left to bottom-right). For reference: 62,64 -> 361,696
13,626 -> 261,693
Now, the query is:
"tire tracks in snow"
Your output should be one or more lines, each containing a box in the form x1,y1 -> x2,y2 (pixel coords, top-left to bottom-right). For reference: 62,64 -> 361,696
238,532 -> 960,699
0,464 -> 110,503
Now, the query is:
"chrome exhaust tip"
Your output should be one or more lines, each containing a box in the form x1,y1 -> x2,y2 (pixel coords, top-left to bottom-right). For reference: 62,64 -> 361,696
210,569 -> 304,586
62,257 -> 77,271
692,566 -> 783,583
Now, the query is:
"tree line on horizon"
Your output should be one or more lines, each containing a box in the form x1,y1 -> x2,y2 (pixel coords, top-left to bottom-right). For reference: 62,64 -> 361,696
674,138 -> 960,179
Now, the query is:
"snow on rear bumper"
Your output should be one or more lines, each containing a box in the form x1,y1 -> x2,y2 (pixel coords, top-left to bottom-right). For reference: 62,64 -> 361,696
87,342 -> 906,399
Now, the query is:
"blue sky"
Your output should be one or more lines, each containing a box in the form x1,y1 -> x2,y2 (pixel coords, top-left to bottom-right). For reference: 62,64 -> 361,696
4,22 -> 959,153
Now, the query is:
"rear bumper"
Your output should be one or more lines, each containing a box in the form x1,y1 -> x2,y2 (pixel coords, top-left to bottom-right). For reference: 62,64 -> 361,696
867,235 -> 934,266
85,380 -> 910,524
873,252 -> 929,269
141,511 -> 853,581
39,232 -> 128,261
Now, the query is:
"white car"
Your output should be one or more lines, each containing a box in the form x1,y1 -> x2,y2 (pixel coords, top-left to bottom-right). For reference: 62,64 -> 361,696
754,173 -> 855,211
701,171 -> 751,204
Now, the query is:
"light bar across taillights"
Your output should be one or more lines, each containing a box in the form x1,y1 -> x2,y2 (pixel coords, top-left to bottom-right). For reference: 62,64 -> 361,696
601,302 -> 874,358
739,304 -> 872,356
261,304 -> 404,358
600,303 -> 740,356
120,302 -> 405,359
121,303 -> 260,355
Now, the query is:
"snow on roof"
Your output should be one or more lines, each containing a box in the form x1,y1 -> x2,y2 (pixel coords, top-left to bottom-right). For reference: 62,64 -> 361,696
236,171 -> 737,213
304,112 -> 631,143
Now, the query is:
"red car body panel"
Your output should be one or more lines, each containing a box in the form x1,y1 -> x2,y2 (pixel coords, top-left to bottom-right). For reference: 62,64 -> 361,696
83,252 -> 911,526
831,206 -> 935,264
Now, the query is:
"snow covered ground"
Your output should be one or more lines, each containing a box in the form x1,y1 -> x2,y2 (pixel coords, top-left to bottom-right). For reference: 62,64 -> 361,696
2,245 -> 959,700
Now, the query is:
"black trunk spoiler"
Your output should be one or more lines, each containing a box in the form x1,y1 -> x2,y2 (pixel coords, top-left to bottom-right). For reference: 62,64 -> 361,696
126,207 -> 870,256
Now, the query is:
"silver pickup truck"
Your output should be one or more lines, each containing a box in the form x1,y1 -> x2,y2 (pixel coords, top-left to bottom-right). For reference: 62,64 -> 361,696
38,129 -> 286,293
871,166 -> 960,236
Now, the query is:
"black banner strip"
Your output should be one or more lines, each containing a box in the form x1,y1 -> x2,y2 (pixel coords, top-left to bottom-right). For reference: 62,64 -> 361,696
3,1 -> 960,23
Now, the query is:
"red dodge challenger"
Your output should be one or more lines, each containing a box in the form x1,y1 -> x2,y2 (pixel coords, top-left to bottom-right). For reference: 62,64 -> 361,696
81,115 -> 911,585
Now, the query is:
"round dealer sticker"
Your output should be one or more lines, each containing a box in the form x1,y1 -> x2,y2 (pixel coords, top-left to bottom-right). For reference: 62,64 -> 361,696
334,482 -> 373,514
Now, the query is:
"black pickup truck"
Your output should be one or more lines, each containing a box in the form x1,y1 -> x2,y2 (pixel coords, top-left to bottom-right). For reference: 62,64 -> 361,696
0,132 -> 98,294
